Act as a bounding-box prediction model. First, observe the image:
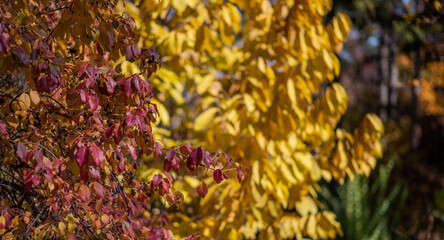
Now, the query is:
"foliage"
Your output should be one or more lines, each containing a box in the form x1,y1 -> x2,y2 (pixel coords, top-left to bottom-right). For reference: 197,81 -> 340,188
326,0 -> 444,237
319,157 -> 407,240
121,0 -> 385,238
0,0 -> 242,239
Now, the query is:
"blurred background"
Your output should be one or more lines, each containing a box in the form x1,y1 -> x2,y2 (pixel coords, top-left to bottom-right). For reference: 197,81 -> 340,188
319,0 -> 444,239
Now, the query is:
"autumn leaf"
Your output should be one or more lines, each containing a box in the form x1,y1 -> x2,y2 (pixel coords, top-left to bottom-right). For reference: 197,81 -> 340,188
0,122 -> 7,135
75,146 -> 90,167
0,35 -> 8,53
79,184 -> 90,202
17,142 -> 26,161
202,150 -> 212,168
154,142 -> 163,160
237,165 -> 243,182
15,46 -> 30,65
213,169 -> 223,184
91,143 -> 105,166
151,174 -> 163,186
93,182 -> 105,198
197,181 -> 208,198
186,147 -> 202,172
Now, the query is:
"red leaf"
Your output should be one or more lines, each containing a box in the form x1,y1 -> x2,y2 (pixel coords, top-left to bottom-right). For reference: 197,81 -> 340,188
164,172 -> 174,183
91,143 -> 105,166
54,158 -> 63,172
75,146 -> 90,167
80,165 -> 89,182
118,159 -> 125,172
78,63 -> 88,78
38,75 -> 58,93
197,182 -> 208,198
154,142 -> 162,160
163,157 -> 172,172
0,121 -> 7,135
203,150 -> 212,168
45,164 -> 54,182
172,156 -> 180,171
23,170 -> 33,182
106,76 -> 117,94
123,77 -> 134,97
166,149 -> 175,161
179,143 -> 192,155
213,169 -> 223,184
131,45 -> 140,58
105,124 -> 114,139
128,199 -> 138,216
25,151 -> 33,162
151,174 -> 162,186
88,95 -> 99,111
31,175 -> 40,187
0,35 -> 8,53
161,179 -> 170,192
93,182 -> 105,198
147,229 -> 163,240
132,74 -> 141,92
186,147 -> 202,172
89,166 -> 101,180
237,165 -> 243,182
113,123 -> 122,144
126,45 -> 133,59
126,114 -> 137,126
79,184 -> 90,202
16,46 -> 30,65
128,144 -> 137,161
80,90 -> 89,103
17,142 -> 26,161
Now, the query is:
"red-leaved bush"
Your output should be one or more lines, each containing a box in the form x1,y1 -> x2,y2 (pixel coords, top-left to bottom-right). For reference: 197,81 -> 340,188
0,0 -> 242,238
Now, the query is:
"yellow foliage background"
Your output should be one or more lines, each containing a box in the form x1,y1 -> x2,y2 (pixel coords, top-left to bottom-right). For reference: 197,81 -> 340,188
119,0 -> 384,238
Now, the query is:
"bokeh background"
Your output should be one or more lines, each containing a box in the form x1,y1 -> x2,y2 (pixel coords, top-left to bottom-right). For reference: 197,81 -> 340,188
319,0 -> 444,239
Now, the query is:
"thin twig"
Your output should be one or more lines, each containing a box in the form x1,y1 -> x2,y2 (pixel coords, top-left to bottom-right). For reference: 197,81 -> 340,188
111,171 -> 131,216
23,206 -> 45,237
23,142 -> 58,160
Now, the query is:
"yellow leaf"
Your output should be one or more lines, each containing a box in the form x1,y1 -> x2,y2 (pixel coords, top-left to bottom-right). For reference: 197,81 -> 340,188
29,90 -> 40,106
338,13 -> 352,38
366,113 -> 384,133
287,79 -> 297,106
219,19 -> 235,46
227,4 -> 241,33
322,48 -> 333,70
280,162 -> 297,184
295,196 -> 317,215
18,93 -> 31,110
67,219 -> 76,233
221,6 -> 232,26
306,214 -> 317,237
194,107 -> 219,131
196,74 -> 215,94
332,17 -> 343,41
58,222 -> 66,235
258,57 -> 266,74
171,0 -> 187,12
251,183 -> 267,208
243,93 -> 255,113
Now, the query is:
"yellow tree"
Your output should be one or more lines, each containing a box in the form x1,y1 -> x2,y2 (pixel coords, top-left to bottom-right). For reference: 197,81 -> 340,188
122,0 -> 384,238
